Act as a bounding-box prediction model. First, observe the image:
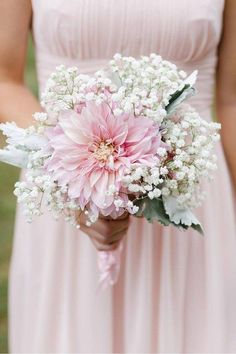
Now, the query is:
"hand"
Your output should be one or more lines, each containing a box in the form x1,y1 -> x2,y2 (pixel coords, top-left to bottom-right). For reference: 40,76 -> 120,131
77,212 -> 130,251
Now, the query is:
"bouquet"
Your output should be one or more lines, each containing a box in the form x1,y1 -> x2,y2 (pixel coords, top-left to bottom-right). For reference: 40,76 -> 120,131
0,54 -> 220,288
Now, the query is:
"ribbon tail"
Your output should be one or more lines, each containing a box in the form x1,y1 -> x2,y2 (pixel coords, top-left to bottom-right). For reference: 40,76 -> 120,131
97,241 -> 123,290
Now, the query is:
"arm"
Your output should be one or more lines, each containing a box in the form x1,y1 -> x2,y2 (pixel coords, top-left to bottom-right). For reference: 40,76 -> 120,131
0,0 -> 40,128
216,0 -> 236,192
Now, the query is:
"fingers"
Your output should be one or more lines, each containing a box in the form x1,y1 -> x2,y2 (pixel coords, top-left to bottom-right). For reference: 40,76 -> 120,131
80,220 -> 127,251
77,211 -> 129,237
99,211 -> 129,221
115,212 -> 130,220
81,222 -> 127,247
90,218 -> 129,239
90,237 -> 121,251
76,210 -> 130,251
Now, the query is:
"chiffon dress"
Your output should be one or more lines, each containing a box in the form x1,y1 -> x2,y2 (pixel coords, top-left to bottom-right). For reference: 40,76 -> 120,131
9,0 -> 236,352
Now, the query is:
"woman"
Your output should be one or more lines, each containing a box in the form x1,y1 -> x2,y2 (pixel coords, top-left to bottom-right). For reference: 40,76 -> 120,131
0,0 -> 236,352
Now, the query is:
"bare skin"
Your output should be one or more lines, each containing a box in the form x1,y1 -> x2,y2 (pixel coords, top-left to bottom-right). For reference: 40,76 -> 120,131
216,0 -> 236,190
0,1 -> 40,127
0,0 -> 235,250
77,213 -> 130,251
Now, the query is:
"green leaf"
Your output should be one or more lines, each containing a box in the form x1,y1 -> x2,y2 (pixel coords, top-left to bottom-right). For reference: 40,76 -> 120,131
134,197 -> 204,235
191,223 -> 204,235
134,197 -> 171,226
165,84 -> 195,115
167,84 -> 190,105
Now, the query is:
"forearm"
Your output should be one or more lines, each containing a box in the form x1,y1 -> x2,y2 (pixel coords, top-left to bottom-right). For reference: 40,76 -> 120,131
0,81 -> 40,128
217,103 -> 236,191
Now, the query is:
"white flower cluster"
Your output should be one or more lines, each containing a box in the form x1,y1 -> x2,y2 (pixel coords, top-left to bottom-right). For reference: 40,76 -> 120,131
41,54 -> 190,125
106,185 -> 140,215
122,166 -> 162,198
41,65 -> 115,121
122,104 -> 220,211
162,105 -> 220,208
14,166 -> 82,226
41,65 -> 80,114
108,53 -> 187,122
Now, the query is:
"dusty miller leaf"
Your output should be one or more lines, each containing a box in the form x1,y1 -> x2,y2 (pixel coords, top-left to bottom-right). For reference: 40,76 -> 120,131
163,196 -> 204,235
165,84 -> 195,115
134,196 -> 204,235
134,197 -> 171,226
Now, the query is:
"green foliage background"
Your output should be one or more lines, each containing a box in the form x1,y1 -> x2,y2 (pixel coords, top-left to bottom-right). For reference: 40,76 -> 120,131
0,37 -> 37,353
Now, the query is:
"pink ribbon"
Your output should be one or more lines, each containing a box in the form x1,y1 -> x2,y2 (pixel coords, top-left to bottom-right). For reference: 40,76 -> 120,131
97,242 -> 123,290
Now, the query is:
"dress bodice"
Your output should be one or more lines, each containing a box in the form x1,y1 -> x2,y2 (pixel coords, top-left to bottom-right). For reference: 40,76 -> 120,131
32,0 -> 225,114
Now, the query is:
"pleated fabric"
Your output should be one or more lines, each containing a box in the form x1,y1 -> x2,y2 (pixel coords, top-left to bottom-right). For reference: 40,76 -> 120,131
9,0 -> 236,352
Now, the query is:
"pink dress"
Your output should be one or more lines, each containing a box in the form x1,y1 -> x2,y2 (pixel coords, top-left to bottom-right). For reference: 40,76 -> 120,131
9,0 -> 236,352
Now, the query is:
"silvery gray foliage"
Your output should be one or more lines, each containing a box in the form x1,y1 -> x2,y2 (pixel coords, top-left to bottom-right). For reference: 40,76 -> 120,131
0,146 -> 29,168
163,195 -> 203,234
165,85 -> 195,115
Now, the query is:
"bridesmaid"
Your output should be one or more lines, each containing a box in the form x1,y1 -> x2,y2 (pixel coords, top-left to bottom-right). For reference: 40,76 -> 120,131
0,0 -> 236,352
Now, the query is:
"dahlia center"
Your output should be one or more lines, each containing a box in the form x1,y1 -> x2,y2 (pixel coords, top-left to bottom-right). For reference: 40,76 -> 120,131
93,141 -> 115,162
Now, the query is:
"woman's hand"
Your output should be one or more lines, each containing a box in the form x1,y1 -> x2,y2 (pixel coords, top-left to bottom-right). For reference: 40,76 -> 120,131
77,212 -> 130,251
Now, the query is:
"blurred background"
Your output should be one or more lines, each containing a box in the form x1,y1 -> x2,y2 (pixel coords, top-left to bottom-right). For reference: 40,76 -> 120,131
0,37 -> 37,353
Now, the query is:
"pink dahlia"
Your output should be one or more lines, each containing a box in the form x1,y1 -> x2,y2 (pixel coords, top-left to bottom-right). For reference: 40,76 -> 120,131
46,102 -> 161,217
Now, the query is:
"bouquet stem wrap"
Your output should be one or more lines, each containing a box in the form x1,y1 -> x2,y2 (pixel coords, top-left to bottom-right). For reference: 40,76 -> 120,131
98,242 -> 123,289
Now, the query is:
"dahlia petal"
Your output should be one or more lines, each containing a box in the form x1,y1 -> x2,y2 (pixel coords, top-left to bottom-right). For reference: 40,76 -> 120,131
91,188 -> 105,208
83,182 -> 92,200
112,129 -> 128,145
91,170 -> 110,208
90,169 -> 103,187
125,125 -> 150,143
68,177 -> 85,198
89,202 -> 99,219
126,136 -> 153,156
59,110 -> 90,144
